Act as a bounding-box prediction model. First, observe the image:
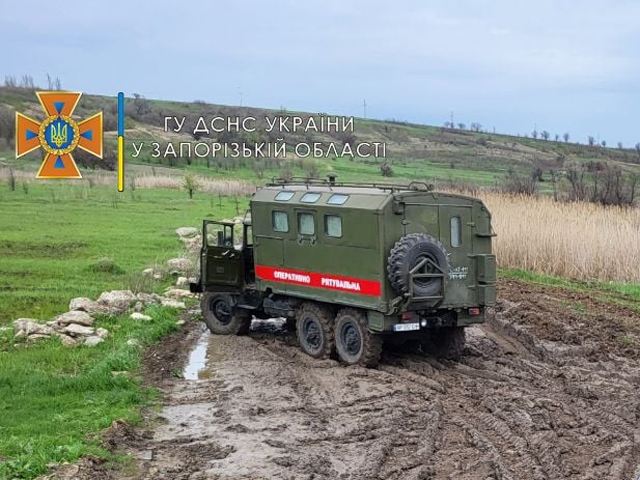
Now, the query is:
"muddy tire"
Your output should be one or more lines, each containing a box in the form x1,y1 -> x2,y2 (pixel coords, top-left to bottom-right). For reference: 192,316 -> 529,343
423,326 -> 466,359
296,302 -> 334,359
201,293 -> 252,336
334,308 -> 383,367
387,233 -> 448,298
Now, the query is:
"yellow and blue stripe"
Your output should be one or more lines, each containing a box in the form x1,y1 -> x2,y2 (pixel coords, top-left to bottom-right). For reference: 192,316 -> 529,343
117,92 -> 125,192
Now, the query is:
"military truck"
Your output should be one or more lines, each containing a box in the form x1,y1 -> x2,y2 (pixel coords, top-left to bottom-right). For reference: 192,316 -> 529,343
190,176 -> 496,367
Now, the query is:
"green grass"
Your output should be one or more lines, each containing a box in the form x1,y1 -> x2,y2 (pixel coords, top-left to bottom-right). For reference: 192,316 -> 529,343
0,181 -> 247,479
500,268 -> 640,312
0,182 -> 247,321
0,305 -> 181,479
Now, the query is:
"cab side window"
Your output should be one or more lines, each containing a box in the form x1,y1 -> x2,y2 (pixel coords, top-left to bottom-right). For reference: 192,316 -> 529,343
325,215 -> 342,237
272,211 -> 289,232
298,213 -> 315,235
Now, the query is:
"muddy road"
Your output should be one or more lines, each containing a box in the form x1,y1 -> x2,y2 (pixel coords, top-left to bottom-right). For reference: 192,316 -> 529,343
116,280 -> 640,480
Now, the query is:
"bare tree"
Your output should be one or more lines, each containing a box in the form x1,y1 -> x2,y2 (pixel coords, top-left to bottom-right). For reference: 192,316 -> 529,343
0,106 -> 15,148
500,171 -> 538,196
618,141 -> 623,150
588,136 -> 595,146
470,122 -> 482,132
532,129 -> 538,139
132,93 -> 151,119
46,73 -> 53,90
54,77 -> 62,90
457,122 -> 466,130
565,163 -> 636,206
4,75 -> 17,87
20,75 -> 34,89
601,140 -> 607,148
554,134 -> 560,142
563,132 -> 570,143
541,130 -> 550,141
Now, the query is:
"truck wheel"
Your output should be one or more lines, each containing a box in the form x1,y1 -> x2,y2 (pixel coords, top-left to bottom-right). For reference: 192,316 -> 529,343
423,326 -> 466,359
387,233 -> 448,298
334,308 -> 383,367
296,303 -> 334,359
201,293 -> 252,335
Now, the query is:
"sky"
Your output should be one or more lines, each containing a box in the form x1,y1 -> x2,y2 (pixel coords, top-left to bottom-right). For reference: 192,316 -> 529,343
1,0 -> 639,145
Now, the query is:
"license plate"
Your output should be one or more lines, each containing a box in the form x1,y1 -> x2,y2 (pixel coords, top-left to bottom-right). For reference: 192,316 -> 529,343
393,322 -> 420,332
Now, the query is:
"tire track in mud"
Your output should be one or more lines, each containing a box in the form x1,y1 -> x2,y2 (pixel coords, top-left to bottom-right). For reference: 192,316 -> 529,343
121,280 -> 640,480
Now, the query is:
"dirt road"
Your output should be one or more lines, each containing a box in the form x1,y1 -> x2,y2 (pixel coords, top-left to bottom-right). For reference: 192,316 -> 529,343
110,280 -> 640,480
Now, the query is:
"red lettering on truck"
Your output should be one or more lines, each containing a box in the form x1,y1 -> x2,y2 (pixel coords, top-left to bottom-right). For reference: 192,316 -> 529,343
255,265 -> 381,297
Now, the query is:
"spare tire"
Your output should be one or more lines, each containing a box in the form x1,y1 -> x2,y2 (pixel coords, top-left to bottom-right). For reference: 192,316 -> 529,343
387,233 -> 448,298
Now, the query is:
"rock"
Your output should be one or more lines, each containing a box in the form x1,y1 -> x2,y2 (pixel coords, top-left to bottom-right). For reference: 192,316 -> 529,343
84,336 -> 104,347
96,327 -> 110,339
130,312 -> 152,321
13,319 -> 53,336
164,288 -> 195,300
181,236 -> 202,252
142,268 -> 155,276
166,257 -> 192,272
97,290 -> 135,313
160,299 -> 186,309
58,334 -> 78,347
176,276 -> 188,287
175,227 -> 198,238
136,292 -> 163,304
126,338 -> 140,347
176,319 -> 186,326
56,310 -> 95,326
153,272 -> 163,280
27,334 -> 51,341
69,297 -> 114,315
64,324 -> 96,337
133,301 -> 143,313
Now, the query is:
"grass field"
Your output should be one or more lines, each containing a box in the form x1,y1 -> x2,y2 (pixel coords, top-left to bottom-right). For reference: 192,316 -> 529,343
0,306 -> 178,479
0,181 -> 248,321
0,182 -> 248,479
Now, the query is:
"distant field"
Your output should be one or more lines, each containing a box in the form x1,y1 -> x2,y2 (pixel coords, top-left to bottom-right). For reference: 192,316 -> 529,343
2,85 -> 640,197
0,181 -> 248,321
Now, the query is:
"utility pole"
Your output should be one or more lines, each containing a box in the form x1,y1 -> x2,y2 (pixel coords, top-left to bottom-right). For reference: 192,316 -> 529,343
363,99 -> 367,119
450,111 -> 454,128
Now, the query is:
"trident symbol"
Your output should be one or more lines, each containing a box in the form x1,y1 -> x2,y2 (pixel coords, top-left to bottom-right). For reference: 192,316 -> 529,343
51,121 -> 68,148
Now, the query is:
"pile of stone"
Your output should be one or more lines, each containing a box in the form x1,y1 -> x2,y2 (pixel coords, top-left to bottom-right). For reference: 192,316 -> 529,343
176,226 -> 201,253
10,227 -> 202,348
12,289 -> 189,348
14,311 -> 108,348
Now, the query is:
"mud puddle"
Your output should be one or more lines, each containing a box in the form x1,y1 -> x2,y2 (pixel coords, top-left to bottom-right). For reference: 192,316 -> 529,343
183,330 -> 220,381
114,280 -> 640,479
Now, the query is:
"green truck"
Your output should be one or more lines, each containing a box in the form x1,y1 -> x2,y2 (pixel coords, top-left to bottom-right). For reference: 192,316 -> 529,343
190,176 -> 496,367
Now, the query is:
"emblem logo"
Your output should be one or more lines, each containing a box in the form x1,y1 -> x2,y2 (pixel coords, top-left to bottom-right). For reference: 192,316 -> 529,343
15,92 -> 103,179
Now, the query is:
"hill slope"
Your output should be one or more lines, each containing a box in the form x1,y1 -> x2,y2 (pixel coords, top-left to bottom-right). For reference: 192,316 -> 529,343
1,86 -> 639,191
